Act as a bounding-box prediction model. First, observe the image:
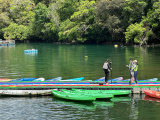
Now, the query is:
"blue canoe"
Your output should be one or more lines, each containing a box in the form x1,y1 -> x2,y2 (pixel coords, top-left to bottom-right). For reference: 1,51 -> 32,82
95,77 -> 123,82
46,77 -> 84,81
66,77 -> 84,81
117,78 -> 158,82
12,78 -> 37,82
45,77 -> 62,81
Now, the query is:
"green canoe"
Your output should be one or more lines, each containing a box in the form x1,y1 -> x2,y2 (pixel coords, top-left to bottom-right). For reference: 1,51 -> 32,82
52,90 -> 96,102
72,89 -> 131,96
62,89 -> 114,99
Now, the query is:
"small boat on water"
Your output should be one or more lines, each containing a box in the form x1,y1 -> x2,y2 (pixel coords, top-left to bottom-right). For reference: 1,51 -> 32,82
12,78 -> 37,82
72,89 -> 131,96
32,78 -> 45,81
52,90 -> 96,102
94,77 -> 123,82
62,89 -> 114,99
0,78 -> 12,82
45,77 -> 62,81
143,89 -> 160,98
118,78 -> 158,82
66,77 -> 84,81
46,77 -> 84,81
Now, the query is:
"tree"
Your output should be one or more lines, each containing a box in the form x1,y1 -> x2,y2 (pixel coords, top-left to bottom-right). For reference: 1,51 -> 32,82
95,0 -> 125,42
3,23 -> 29,40
31,2 -> 59,41
58,0 -> 96,42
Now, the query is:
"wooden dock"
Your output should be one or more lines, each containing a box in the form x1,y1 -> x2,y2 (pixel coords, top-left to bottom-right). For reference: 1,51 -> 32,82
0,39 -> 15,46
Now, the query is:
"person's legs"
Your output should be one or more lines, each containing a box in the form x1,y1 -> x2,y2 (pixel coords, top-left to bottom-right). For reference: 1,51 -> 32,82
134,71 -> 138,84
104,70 -> 109,83
106,72 -> 109,83
129,71 -> 134,84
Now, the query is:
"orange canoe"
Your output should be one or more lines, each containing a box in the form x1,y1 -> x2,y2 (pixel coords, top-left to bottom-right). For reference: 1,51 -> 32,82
143,89 -> 160,99
0,78 -> 12,81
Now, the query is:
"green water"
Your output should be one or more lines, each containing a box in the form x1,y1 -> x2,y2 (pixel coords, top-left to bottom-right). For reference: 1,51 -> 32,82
1,43 -> 160,120
0,43 -> 159,80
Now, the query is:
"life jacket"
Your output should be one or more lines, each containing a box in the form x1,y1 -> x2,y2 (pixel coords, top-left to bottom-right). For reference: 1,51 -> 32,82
134,65 -> 138,71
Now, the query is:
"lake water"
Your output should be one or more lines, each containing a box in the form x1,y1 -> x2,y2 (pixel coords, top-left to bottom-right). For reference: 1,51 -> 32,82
1,95 -> 160,120
0,43 -> 159,80
0,43 -> 160,120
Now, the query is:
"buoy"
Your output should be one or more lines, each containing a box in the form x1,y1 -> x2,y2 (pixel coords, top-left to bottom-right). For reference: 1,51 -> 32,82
85,56 -> 88,61
114,44 -> 118,48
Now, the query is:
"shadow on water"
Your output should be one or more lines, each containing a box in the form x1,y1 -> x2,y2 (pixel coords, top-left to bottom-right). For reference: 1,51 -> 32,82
52,97 -> 96,110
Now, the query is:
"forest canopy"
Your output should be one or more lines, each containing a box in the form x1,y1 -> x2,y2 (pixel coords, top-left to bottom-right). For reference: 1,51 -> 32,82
1,0 -> 160,45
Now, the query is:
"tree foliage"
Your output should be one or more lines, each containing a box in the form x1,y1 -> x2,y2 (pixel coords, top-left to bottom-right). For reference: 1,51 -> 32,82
1,0 -> 160,45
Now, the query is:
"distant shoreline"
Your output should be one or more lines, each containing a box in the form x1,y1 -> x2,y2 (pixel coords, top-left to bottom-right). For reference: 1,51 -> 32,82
14,40 -> 160,47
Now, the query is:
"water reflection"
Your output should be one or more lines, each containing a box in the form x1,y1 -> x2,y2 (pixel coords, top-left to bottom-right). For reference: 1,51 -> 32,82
0,43 -> 160,80
0,94 -> 160,119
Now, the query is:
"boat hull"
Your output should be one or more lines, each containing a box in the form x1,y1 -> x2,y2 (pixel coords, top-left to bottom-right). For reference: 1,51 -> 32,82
52,90 -> 95,102
143,89 -> 160,98
62,90 -> 114,99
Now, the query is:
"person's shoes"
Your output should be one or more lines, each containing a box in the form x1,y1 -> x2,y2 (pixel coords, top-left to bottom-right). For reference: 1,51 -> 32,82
129,81 -> 131,85
106,82 -> 109,85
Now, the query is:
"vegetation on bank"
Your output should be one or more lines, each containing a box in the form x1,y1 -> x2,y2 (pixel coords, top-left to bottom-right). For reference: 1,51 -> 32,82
1,0 -> 160,45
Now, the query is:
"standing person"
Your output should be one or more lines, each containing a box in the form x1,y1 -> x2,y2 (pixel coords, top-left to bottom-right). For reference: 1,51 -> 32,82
103,59 -> 112,84
126,58 -> 133,84
133,60 -> 138,85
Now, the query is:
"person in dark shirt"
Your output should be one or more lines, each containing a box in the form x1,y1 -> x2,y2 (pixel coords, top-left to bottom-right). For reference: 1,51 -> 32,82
103,59 -> 112,84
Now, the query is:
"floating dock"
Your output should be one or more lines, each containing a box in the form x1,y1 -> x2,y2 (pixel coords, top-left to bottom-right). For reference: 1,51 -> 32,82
24,49 -> 38,53
0,39 -> 15,46
0,84 -> 160,94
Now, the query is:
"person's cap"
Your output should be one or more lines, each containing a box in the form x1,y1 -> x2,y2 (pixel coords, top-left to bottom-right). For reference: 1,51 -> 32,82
134,60 -> 137,62
129,58 -> 133,60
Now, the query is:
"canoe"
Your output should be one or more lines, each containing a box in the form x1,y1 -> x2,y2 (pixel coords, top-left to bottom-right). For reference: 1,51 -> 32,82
45,77 -> 84,81
45,77 -> 62,81
62,89 -> 114,99
0,90 -> 52,96
52,90 -> 96,102
143,89 -> 160,98
66,77 -> 84,81
12,78 -> 37,82
0,78 -> 12,81
117,78 -> 158,82
33,78 -> 45,81
94,77 -> 123,82
72,89 -> 131,96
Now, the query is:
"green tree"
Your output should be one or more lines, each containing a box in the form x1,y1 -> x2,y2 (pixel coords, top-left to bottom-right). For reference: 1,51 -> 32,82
3,23 -> 29,40
58,0 -> 96,42
31,2 -> 59,41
